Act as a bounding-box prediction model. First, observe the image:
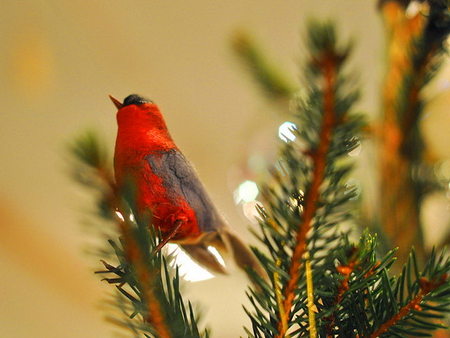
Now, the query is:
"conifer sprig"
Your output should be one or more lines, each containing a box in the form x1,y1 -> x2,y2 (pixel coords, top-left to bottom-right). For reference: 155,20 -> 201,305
231,31 -> 295,104
246,21 -> 364,338
378,0 -> 450,264
368,248 -> 450,337
245,20 -> 450,338
278,23 -> 356,338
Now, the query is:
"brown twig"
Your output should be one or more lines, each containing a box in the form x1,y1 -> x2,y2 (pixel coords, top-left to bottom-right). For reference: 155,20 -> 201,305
275,49 -> 340,338
378,1 -> 428,267
324,247 -> 358,337
325,251 -> 381,338
114,214 -> 171,338
96,164 -> 172,338
370,275 -> 447,338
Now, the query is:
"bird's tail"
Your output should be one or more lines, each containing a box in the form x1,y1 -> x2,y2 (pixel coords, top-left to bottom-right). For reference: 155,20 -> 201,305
181,228 -> 267,281
180,239 -> 228,275
221,228 -> 267,280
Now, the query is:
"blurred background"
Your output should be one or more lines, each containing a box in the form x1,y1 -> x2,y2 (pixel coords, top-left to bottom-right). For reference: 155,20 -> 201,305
2,1 -> 450,337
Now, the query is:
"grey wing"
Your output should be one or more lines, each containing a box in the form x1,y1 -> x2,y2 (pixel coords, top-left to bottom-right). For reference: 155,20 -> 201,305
146,149 -> 226,233
147,150 -> 230,275
147,150 -> 266,277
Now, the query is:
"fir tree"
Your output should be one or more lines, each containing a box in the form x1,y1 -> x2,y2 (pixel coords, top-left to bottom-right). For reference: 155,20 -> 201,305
69,1 -> 450,337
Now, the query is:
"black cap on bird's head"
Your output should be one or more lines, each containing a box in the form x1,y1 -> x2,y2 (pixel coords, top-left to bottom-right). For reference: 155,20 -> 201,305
123,94 -> 153,107
108,94 -> 153,110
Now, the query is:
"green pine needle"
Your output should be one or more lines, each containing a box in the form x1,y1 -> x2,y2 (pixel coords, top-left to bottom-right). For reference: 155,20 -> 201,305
231,30 -> 296,104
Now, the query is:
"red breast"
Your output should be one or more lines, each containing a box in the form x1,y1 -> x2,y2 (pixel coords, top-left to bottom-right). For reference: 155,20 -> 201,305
114,102 -> 177,184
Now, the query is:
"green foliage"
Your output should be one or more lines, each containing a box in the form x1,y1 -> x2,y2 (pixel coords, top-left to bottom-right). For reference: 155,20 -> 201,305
231,30 -> 295,104
68,129 -> 110,170
244,20 -> 364,338
68,4 -> 450,338
97,220 -> 209,338
395,0 -> 450,161
244,21 -> 450,338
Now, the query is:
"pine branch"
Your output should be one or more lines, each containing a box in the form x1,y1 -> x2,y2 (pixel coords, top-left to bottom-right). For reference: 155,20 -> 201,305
313,231 -> 396,337
114,212 -> 171,337
231,30 -> 295,105
68,130 -> 113,190
377,0 -> 450,265
245,21 -> 365,338
322,237 -> 383,337
245,19 -> 450,338
368,248 -> 450,337
277,25 -> 350,337
304,253 -> 317,338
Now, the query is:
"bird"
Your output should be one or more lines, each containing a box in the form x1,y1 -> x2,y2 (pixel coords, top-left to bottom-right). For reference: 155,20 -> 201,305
111,94 -> 265,277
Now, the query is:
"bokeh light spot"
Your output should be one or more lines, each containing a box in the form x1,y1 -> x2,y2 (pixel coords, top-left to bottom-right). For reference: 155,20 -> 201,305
234,180 -> 259,203
278,122 -> 297,142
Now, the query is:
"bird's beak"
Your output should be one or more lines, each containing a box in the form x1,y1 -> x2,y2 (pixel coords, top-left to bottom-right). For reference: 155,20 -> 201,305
109,95 -> 123,109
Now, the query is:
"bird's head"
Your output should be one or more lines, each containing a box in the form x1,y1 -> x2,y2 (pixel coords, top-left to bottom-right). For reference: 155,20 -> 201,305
110,94 -> 170,138
109,94 -> 154,109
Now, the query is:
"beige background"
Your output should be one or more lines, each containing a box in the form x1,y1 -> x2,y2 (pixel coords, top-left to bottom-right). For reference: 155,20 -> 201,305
1,1 -> 449,337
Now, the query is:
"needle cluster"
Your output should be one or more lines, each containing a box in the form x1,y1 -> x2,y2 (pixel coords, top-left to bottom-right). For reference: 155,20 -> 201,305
243,21 -> 450,338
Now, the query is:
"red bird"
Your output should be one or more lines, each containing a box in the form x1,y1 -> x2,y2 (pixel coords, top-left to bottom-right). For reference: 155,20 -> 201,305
111,94 -> 263,276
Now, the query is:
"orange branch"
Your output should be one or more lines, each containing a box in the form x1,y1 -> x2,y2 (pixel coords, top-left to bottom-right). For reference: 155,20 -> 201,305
370,293 -> 423,338
370,276 -> 447,338
378,0 -> 440,267
324,263 -> 354,338
117,219 -> 170,337
109,178 -> 171,338
324,246 -> 359,337
275,51 -> 339,338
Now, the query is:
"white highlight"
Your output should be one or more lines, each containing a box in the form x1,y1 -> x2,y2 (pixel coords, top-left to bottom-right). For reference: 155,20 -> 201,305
207,246 -> 225,267
166,244 -> 214,282
278,121 -> 297,142
115,211 -> 125,222
405,1 -> 424,19
234,180 -> 259,203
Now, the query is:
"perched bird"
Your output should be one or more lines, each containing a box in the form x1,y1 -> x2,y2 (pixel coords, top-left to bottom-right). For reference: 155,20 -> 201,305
111,94 -> 264,277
